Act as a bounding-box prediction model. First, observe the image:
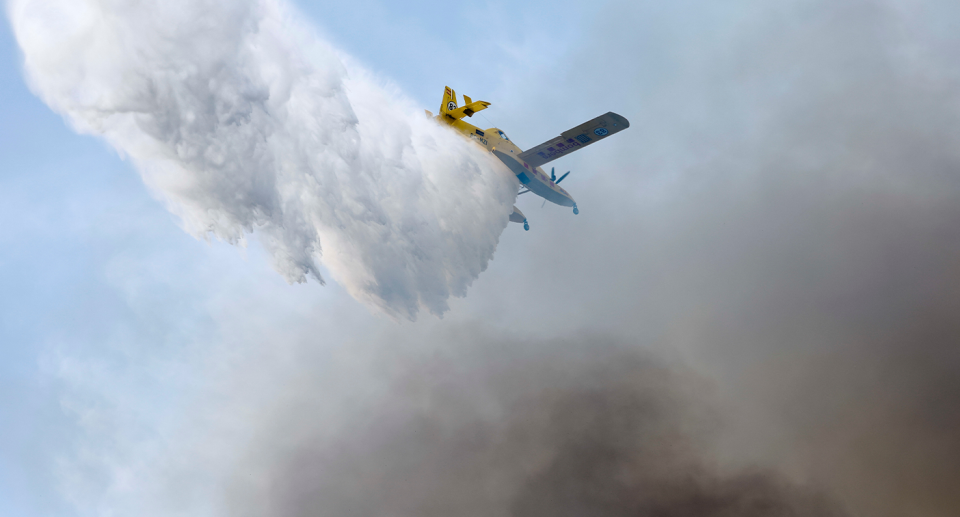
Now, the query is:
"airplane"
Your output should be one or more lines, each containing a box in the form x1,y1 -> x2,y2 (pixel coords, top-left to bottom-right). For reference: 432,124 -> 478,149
426,86 -> 629,231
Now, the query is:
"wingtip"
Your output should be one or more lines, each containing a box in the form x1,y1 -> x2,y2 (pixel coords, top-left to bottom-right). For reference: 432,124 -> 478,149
608,111 -> 630,129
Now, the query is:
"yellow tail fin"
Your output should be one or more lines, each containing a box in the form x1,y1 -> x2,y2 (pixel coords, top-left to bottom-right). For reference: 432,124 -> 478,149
440,86 -> 458,114
437,86 -> 491,121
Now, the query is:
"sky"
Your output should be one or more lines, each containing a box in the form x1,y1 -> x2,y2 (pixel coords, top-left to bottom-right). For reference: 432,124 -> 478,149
3,1 -> 960,516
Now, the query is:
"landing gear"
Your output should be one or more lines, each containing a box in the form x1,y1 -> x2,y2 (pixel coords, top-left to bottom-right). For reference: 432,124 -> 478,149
573,205 -> 579,215
523,220 -> 530,231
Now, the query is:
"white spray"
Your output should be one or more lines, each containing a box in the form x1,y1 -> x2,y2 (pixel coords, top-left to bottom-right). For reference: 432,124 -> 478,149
8,0 -> 517,320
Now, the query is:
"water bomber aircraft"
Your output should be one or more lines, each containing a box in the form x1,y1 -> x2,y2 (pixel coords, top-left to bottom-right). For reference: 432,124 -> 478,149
427,86 -> 629,231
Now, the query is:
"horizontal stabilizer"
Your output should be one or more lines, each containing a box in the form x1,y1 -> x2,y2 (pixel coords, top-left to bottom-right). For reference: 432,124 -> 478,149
518,112 -> 629,168
445,100 -> 491,120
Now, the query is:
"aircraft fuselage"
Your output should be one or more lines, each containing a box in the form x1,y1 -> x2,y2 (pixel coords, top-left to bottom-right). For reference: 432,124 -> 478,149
443,116 -> 577,208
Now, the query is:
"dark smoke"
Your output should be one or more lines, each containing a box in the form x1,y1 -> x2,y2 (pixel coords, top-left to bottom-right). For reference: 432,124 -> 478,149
500,2 -> 960,515
231,335 -> 848,517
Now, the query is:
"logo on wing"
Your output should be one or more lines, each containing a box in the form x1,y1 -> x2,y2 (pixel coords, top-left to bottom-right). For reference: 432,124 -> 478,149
594,127 -> 609,137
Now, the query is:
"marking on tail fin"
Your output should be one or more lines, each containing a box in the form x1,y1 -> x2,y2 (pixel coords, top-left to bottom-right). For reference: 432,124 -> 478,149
441,86 -> 459,115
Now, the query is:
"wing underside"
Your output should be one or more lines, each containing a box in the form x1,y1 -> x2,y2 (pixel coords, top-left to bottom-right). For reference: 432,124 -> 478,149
517,112 -> 630,168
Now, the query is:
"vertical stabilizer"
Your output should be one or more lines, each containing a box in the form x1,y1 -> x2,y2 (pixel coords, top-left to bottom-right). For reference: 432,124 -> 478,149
440,86 -> 458,115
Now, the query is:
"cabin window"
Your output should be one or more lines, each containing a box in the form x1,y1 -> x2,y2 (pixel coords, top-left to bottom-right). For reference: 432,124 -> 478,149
498,130 -> 510,141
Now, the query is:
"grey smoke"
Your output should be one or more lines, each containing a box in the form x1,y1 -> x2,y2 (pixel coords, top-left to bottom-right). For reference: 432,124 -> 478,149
224,334 -> 849,517
516,1 -> 960,515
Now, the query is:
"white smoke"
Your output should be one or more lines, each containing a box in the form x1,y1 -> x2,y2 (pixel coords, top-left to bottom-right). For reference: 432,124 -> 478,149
7,0 -> 517,320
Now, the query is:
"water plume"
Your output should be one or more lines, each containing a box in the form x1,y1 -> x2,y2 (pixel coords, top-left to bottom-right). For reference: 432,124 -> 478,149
8,0 -> 517,320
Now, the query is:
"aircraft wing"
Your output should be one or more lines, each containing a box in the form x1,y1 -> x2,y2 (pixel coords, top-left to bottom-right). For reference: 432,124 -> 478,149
517,112 -> 629,168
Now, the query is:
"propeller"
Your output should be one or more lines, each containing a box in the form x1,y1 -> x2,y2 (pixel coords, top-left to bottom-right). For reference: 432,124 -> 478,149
551,167 -> 556,182
556,171 -> 571,184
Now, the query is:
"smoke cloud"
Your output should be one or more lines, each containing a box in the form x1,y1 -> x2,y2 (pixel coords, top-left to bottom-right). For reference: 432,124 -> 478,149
7,0 -> 517,320
56,331 -> 850,517
235,335 -> 851,517
516,1 -> 960,515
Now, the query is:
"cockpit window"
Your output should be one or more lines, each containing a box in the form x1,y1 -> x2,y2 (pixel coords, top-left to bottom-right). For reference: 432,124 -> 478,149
498,130 -> 510,141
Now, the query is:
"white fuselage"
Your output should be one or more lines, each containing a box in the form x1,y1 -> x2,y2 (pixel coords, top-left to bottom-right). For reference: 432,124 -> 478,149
470,128 -> 577,208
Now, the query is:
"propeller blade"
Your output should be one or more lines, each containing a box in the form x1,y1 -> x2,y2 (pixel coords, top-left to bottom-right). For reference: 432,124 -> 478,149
518,188 -> 531,195
556,171 -> 571,184
541,198 -> 547,208
550,167 -> 556,182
